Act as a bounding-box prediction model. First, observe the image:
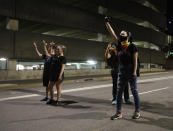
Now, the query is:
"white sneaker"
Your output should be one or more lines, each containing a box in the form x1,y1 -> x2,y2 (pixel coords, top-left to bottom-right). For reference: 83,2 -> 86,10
112,100 -> 117,105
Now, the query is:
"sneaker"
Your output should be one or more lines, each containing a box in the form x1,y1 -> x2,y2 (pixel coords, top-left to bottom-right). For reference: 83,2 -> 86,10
110,112 -> 123,120
46,99 -> 56,104
54,101 -> 63,106
125,99 -> 133,105
40,97 -> 48,101
112,100 -> 117,105
57,101 -> 62,105
132,111 -> 141,119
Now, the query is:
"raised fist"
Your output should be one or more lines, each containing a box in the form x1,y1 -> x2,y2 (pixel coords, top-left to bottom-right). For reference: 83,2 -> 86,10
50,41 -> 55,46
104,16 -> 110,23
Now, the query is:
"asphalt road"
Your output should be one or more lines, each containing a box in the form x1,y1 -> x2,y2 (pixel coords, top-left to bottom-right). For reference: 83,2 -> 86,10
0,72 -> 173,131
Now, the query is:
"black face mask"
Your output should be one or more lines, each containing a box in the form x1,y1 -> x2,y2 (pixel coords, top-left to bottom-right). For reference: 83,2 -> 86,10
119,36 -> 128,42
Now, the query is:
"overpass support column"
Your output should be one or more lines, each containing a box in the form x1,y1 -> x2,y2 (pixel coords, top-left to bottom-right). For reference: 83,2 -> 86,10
8,59 -> 17,70
147,63 -> 151,69
101,61 -> 106,69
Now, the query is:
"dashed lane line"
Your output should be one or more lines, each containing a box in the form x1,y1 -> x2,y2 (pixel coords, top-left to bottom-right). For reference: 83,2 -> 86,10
0,76 -> 173,102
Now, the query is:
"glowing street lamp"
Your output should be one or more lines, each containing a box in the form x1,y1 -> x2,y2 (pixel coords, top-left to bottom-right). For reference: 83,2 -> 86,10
87,60 -> 97,65
0,58 -> 7,61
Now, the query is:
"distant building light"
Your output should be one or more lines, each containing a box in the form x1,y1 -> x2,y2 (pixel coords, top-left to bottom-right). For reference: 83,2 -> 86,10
87,60 -> 97,65
168,21 -> 172,24
0,58 -> 7,61
170,52 -> 173,55
66,63 -> 72,66
16,64 -> 24,70
6,18 -> 19,31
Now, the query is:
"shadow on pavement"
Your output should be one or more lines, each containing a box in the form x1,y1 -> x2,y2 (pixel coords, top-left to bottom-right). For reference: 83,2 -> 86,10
50,100 -> 92,109
140,101 -> 173,118
123,101 -> 173,130
126,116 -> 173,131
8,88 -> 173,118
9,88 -> 112,106
61,94 -> 111,105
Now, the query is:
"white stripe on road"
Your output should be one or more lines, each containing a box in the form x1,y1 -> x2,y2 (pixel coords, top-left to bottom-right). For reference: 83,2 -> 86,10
0,94 -> 39,102
0,87 -> 170,102
0,76 -> 173,102
61,76 -> 173,93
138,76 -> 173,83
0,84 -> 112,102
138,87 -> 170,95
61,84 -> 112,93
129,87 -> 170,97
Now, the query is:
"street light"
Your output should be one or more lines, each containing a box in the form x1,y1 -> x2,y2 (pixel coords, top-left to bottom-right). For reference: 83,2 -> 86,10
87,60 -> 97,65
0,58 -> 7,61
168,21 -> 172,24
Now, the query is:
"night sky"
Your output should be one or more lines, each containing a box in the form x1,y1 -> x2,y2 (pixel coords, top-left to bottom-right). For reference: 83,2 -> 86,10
167,0 -> 173,35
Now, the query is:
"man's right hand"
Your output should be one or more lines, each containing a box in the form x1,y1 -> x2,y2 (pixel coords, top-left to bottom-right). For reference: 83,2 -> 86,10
50,41 -> 55,46
107,43 -> 112,50
104,16 -> 110,23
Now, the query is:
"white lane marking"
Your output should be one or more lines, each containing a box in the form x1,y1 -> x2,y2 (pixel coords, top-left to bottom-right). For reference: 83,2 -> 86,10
138,76 -> 173,83
61,76 -> 173,93
138,87 -> 170,95
0,85 -> 112,102
0,76 -> 173,102
0,94 -> 39,102
0,87 -> 170,102
62,84 -> 111,93
129,87 -> 170,97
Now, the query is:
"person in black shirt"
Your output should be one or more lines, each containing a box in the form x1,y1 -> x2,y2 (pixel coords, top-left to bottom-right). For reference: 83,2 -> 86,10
105,16 -> 140,119
43,40 -> 66,105
33,42 -> 54,101
105,42 -> 132,105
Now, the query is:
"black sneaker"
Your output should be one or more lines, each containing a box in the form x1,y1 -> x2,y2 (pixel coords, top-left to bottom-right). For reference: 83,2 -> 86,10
57,101 -> 62,105
40,97 -> 48,101
110,112 -> 122,120
132,111 -> 141,119
52,101 -> 63,106
46,99 -> 56,104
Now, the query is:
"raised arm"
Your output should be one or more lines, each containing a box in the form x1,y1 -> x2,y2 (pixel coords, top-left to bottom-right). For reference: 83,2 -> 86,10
33,42 -> 42,57
49,42 -> 55,56
105,17 -> 118,44
42,40 -> 51,57
105,43 -> 112,59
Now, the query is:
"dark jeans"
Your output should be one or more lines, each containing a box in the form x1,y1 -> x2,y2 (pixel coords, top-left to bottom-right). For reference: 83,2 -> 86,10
111,70 -> 130,101
117,73 -> 140,112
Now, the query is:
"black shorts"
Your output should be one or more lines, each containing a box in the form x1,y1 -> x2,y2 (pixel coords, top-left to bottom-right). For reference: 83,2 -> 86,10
43,73 -> 49,87
49,72 -> 64,83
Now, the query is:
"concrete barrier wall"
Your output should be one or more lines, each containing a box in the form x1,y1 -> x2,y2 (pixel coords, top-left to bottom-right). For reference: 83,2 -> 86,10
165,59 -> 173,69
0,69 -> 111,81
138,48 -> 165,64
0,68 -> 165,81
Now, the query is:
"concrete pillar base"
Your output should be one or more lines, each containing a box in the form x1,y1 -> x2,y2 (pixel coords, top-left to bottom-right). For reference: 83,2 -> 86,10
101,61 -> 106,69
8,59 -> 17,70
